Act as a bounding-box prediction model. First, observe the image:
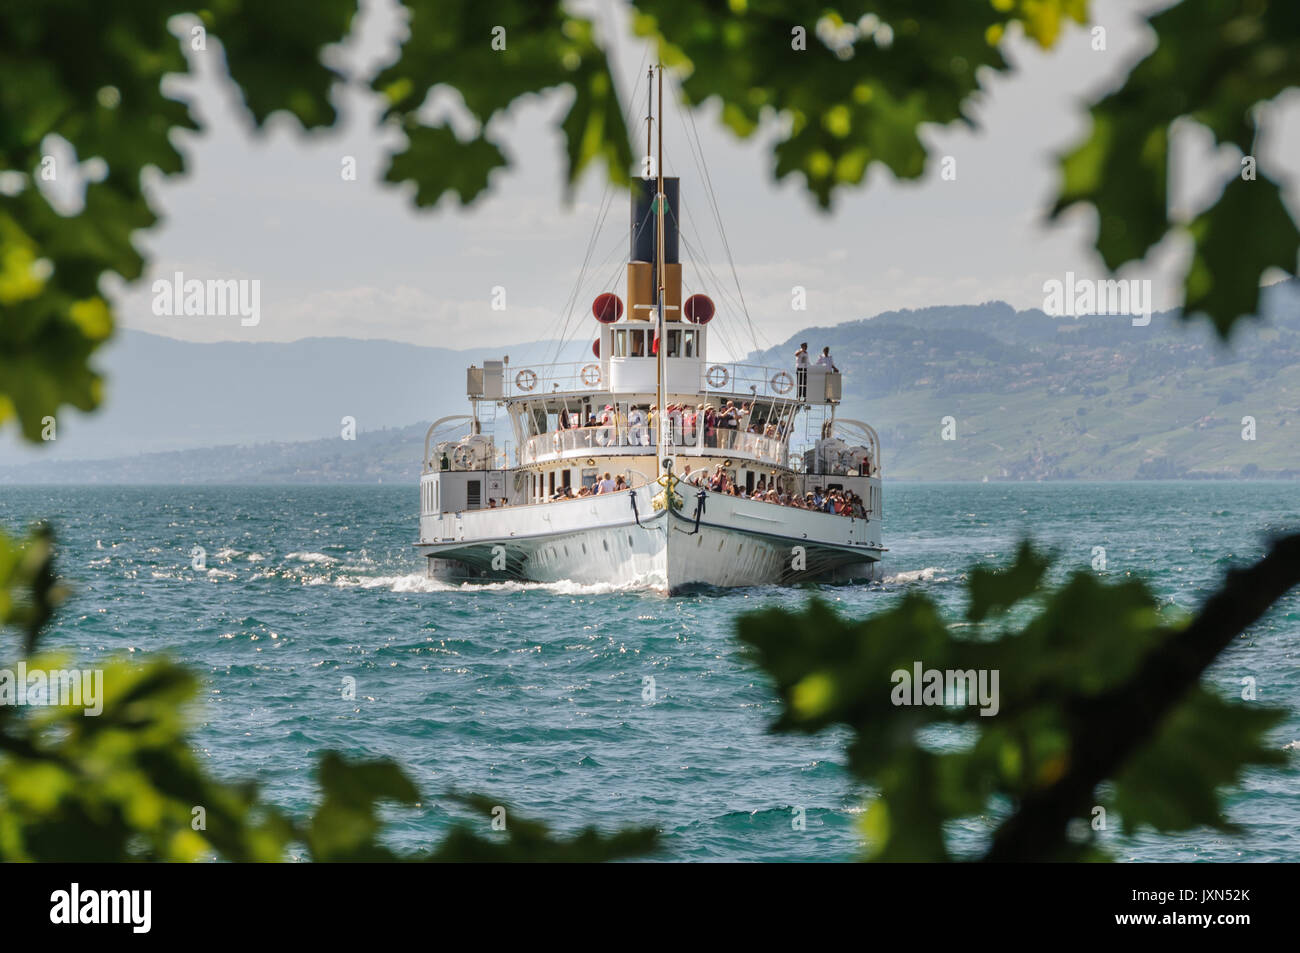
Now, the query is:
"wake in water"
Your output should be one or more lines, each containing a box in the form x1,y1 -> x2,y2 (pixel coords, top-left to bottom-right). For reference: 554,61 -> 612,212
114,538 -> 949,597
334,573 -> 662,596
882,566 -> 952,585
284,551 -> 339,565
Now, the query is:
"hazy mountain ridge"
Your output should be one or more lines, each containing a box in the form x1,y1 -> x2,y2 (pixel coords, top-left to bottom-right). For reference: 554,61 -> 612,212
4,283 -> 1300,483
0,331 -> 581,462
749,282 -> 1300,480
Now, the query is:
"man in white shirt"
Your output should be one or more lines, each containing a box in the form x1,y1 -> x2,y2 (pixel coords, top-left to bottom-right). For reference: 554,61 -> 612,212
816,346 -> 838,372
628,405 -> 647,445
794,342 -> 809,400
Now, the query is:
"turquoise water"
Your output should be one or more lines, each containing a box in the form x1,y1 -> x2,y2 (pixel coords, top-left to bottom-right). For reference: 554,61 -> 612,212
1,482 -> 1296,861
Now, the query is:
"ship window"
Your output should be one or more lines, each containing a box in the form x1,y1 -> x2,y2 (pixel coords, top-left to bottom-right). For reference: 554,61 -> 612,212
666,329 -> 681,357
630,329 -> 646,357
582,468 -> 598,489
683,329 -> 698,357
614,329 -> 628,357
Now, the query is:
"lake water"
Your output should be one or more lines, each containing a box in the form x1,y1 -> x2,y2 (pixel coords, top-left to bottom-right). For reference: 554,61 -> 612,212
1,481 -> 1296,861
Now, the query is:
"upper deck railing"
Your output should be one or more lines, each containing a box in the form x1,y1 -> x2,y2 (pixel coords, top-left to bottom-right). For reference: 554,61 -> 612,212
502,359 -> 825,401
518,421 -> 789,468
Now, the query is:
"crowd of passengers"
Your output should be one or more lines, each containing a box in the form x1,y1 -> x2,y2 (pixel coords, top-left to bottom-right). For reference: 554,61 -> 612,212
539,465 -> 867,518
681,464 -> 868,517
557,400 -> 790,446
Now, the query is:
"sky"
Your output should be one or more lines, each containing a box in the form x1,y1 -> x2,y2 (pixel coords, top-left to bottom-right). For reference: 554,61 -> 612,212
76,0 -> 1300,362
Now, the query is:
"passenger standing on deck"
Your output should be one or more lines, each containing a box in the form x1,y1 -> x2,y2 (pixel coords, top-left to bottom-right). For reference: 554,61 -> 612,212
794,342 -> 809,400
719,401 -> 739,435
816,346 -> 838,373
628,404 -> 647,446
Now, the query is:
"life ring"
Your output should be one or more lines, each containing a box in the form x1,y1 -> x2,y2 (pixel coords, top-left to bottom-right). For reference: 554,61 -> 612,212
706,365 -> 729,388
580,363 -> 601,387
770,371 -> 794,395
515,369 -> 537,391
452,445 -> 474,468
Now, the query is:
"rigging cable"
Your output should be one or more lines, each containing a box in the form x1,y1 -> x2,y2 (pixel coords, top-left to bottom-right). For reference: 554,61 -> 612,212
676,93 -> 770,356
546,41 -> 651,365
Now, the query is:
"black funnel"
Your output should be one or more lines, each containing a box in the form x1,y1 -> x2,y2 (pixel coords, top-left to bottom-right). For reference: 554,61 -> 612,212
630,177 -> 679,265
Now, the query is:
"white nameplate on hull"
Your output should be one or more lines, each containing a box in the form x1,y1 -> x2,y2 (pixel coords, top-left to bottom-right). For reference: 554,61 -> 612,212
731,511 -> 785,524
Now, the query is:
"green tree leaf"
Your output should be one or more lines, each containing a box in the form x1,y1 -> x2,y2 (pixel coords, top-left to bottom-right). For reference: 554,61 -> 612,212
1184,173 -> 1300,336
383,124 -> 508,207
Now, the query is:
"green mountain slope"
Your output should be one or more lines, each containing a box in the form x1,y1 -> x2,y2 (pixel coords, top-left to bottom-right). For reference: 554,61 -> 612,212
751,283 -> 1300,480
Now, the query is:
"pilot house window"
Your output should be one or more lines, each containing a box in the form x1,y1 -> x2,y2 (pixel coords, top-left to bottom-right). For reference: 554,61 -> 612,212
666,328 -> 698,358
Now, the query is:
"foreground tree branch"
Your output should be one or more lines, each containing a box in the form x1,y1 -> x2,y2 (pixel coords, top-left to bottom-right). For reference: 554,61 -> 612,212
984,533 -> 1300,862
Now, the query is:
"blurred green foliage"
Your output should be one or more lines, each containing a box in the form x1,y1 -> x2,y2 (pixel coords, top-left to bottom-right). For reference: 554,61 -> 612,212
2,0 -> 1298,861
1051,0 -> 1300,336
736,542 -> 1292,861
631,0 -> 1085,206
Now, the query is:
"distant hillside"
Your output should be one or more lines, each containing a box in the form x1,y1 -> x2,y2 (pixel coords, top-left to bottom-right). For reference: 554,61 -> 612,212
4,283 -> 1300,483
0,331 -> 578,463
7,423 -> 430,485
748,281 -> 1300,481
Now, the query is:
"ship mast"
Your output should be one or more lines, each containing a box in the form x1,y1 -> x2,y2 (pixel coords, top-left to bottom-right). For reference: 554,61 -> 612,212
654,65 -> 669,471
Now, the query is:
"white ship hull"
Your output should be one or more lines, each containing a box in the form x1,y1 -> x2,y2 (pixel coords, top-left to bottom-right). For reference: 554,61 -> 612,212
416,486 -> 881,594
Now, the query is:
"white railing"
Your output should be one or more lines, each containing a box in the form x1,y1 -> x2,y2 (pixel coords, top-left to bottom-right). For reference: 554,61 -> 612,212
703,427 -> 789,466
699,361 -> 805,400
502,359 -> 823,401
506,361 -> 606,398
518,422 -> 788,468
